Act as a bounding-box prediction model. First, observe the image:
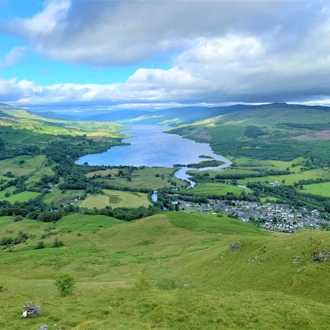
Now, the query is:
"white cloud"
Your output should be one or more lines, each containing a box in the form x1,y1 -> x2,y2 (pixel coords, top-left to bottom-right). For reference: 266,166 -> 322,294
0,47 -> 26,68
1,0 -> 330,107
8,0 -> 70,37
0,0 -> 298,66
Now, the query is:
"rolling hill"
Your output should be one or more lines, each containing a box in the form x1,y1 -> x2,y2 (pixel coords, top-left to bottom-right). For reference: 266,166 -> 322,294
167,103 -> 330,163
1,212 -> 330,329
83,104 -> 260,126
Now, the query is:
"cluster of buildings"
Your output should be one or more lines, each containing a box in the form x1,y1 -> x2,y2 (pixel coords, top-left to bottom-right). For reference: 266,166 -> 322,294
175,198 -> 326,232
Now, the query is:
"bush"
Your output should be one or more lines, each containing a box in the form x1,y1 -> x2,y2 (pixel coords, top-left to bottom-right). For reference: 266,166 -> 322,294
52,238 -> 64,248
12,215 -> 23,222
36,241 -> 45,249
54,274 -> 75,297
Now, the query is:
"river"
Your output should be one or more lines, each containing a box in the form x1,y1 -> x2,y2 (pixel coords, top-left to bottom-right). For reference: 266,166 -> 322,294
76,124 -> 232,187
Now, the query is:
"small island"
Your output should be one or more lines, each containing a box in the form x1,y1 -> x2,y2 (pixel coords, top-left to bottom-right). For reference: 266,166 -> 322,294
173,159 -> 225,168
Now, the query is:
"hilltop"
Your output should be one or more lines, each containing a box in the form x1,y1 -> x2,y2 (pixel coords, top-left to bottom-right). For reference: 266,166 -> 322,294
1,212 -> 330,329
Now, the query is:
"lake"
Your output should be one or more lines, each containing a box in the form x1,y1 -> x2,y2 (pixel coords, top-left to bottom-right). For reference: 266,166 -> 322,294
76,124 -> 231,185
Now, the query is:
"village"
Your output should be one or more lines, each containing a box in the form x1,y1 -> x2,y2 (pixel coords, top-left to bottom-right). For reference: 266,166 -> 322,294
175,197 -> 326,232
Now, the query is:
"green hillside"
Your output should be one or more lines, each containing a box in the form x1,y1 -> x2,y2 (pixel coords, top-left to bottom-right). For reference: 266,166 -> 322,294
0,103 -> 128,162
1,212 -> 330,329
169,103 -> 330,165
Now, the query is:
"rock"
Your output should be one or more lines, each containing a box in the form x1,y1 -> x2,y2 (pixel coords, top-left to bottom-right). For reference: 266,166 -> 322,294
312,251 -> 330,262
21,302 -> 41,318
230,241 -> 241,252
37,326 -> 48,330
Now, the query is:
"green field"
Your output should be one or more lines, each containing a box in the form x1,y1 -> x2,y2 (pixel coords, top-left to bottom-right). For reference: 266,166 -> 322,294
94,167 -> 186,189
301,182 -> 330,197
1,213 -> 330,329
230,156 -> 305,171
5,191 -> 40,203
0,187 -> 40,203
78,189 -> 151,209
238,168 -> 330,185
183,182 -> 251,195
43,188 -> 85,207
0,155 -> 47,176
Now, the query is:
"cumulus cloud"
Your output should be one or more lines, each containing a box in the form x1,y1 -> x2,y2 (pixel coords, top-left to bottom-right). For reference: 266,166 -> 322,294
1,0 -> 330,107
0,0 -> 316,66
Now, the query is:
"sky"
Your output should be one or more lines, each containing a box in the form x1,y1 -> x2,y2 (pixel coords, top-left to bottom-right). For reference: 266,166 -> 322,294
0,0 -> 330,113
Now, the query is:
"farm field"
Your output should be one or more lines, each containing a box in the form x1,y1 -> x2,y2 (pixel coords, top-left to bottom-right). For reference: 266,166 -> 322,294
230,156 -> 305,171
78,189 -> 151,209
300,182 -> 330,197
238,168 -> 330,185
0,155 -> 47,176
182,182 -> 251,196
5,191 -> 40,203
85,168 -> 120,178
43,188 -> 85,206
90,167 -> 186,189
0,186 -> 40,203
1,213 -> 330,329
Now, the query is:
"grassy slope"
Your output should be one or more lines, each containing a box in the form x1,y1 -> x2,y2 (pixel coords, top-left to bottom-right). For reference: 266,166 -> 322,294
1,213 -> 330,329
78,189 -> 151,209
216,104 -> 330,126
0,104 -> 126,139
168,104 -> 330,154
0,155 -> 47,176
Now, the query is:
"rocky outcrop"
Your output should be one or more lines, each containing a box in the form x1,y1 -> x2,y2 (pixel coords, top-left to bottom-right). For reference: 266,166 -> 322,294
312,251 -> 330,262
230,241 -> 241,252
21,302 -> 41,318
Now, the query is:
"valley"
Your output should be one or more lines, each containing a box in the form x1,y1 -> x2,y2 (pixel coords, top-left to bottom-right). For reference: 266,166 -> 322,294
1,102 -> 330,329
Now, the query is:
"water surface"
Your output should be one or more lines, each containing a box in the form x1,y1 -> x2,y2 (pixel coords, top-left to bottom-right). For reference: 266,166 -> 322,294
76,125 -> 231,185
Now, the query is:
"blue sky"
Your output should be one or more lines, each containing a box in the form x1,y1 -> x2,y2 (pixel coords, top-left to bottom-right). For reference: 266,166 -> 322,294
0,0 -> 330,112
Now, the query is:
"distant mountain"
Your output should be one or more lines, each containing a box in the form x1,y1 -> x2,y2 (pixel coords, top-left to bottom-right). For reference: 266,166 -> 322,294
29,111 -> 71,121
85,110 -> 151,122
83,104 -> 261,126
0,103 -> 126,139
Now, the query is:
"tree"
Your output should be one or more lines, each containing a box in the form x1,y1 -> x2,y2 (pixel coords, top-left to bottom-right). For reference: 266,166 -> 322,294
54,274 -> 75,297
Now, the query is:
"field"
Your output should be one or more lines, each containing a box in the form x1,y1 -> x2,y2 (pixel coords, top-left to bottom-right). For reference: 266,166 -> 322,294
237,168 -> 330,185
230,157 -> 305,171
1,213 -> 330,329
182,182 -> 251,195
78,189 -> 151,209
88,167 -> 186,189
4,191 -> 40,203
85,169 -> 120,178
0,186 -> 40,203
43,189 -> 85,207
0,155 -> 47,176
301,182 -> 330,197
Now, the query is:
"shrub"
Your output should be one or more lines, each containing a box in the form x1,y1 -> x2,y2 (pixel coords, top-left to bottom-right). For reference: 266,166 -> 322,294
54,274 -> 75,297
12,215 -> 23,222
36,241 -> 45,249
52,238 -> 64,248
